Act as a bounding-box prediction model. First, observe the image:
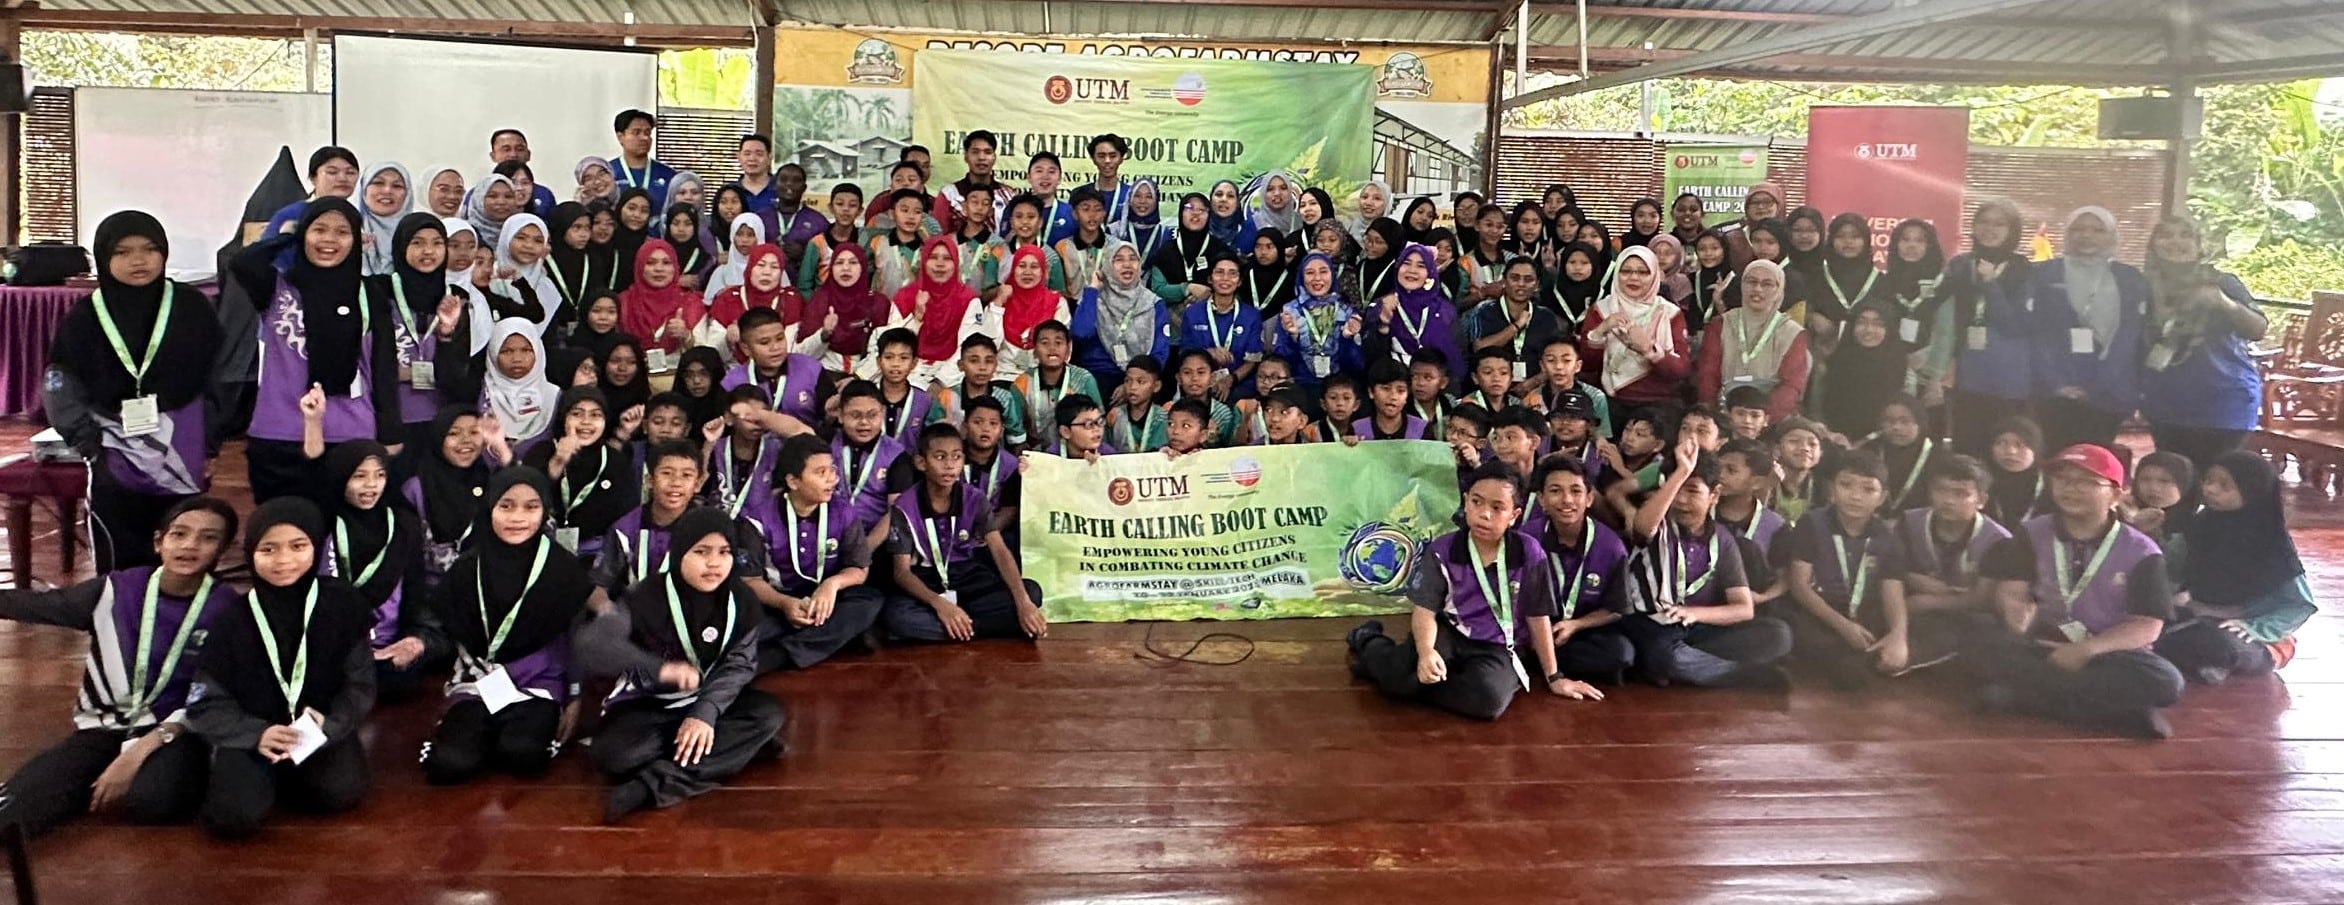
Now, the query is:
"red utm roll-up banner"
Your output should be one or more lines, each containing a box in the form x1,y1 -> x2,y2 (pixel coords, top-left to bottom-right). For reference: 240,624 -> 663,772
1805,105 -> 1972,265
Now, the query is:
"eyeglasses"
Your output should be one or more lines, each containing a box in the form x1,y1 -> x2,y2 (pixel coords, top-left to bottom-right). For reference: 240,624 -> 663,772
1070,418 -> 1105,430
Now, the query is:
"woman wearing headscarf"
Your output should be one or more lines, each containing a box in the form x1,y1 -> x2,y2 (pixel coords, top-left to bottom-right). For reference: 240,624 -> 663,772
487,212 -> 561,335
1291,186 -> 1339,260
318,441 -> 435,701
1818,300 -> 1911,437
521,386 -> 639,561
1725,181 -> 1787,272
597,333 -> 653,419
478,318 -> 561,460
663,202 -> 713,291
1308,218 -> 1366,309
422,167 -> 466,219
229,199 -> 403,504
1110,177 -> 1170,267
441,217 -> 496,360
1356,217 -> 1406,306
1784,206 -> 1830,299
1239,228 -> 1295,315
708,242 -> 796,356
1812,213 -> 1884,348
1071,238 -> 1172,400
1344,180 -> 1393,243
1503,200 -> 1551,269
1647,233 -> 1694,307
543,202 -> 601,313
1396,196 -> 1440,246
188,497 -> 375,839
660,170 -> 707,234
2156,452 -> 2314,685
1206,179 -> 1257,255
2029,206 -> 2149,451
796,241 -> 889,374
400,405 -> 492,586
1150,192 -> 1231,298
1249,171 -> 1303,238
1620,197 -> 1666,250
1580,246 -> 1691,407
1697,259 -> 1810,421
577,506 -> 786,823
1545,242 -> 1605,327
1937,200 -> 2037,453
702,211 -> 768,304
574,156 -> 617,207
1368,243 -> 1461,376
620,239 -> 704,364
2136,214 -> 2267,468
356,162 -> 412,276
892,235 -> 982,383
465,173 -> 522,250
46,211 -> 223,570
1877,220 -> 1949,405
367,212 -> 465,473
999,243 -> 1075,382
420,468 -> 591,785
672,346 -> 731,428
1667,192 -> 1707,248
1269,253 -> 1366,392
606,187 -> 657,290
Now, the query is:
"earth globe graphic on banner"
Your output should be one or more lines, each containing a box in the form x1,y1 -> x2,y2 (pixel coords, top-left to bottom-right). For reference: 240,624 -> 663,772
1339,522 -> 1419,595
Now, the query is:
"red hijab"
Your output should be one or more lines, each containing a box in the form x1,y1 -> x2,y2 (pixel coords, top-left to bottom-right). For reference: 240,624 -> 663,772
806,241 -> 888,357
618,239 -> 694,349
894,235 -> 978,362
709,242 -> 791,328
1000,243 -> 1061,351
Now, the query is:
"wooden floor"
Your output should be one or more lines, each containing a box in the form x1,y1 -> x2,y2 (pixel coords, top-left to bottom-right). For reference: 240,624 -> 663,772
5,429 -> 2344,903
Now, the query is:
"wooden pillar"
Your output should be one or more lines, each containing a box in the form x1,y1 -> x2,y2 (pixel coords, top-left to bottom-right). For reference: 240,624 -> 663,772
1,9 -> 21,248
753,25 -> 775,139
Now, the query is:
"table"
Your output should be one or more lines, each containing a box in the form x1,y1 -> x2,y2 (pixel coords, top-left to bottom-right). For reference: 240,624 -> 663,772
0,283 -> 90,419
0,454 -> 85,587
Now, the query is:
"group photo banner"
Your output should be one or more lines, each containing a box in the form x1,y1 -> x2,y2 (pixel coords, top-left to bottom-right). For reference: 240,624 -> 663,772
912,49 -> 1376,197
1021,442 -> 1462,623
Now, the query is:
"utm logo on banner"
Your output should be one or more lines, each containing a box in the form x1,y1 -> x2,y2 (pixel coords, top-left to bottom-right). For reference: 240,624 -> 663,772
1807,106 -> 1971,265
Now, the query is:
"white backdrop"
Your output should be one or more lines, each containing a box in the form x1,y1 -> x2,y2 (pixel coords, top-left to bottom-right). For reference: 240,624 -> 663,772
332,34 -> 658,203
73,88 -> 332,277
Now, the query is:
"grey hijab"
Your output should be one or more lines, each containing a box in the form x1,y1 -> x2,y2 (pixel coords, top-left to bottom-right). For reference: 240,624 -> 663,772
1094,238 -> 1160,357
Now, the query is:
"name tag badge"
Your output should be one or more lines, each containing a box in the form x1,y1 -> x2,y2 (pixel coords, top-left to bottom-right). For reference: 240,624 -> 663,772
554,526 -> 580,552
120,395 -> 161,437
2144,343 -> 2175,372
1394,348 -> 1413,367
1966,325 -> 1988,351
287,711 -> 329,764
2056,620 -> 2090,643
1898,318 -> 1921,344
1310,354 -> 1332,377
941,589 -> 960,606
2068,327 -> 2096,355
474,664 -> 527,714
645,348 -> 674,373
1110,344 -> 1130,365
410,360 -> 436,390
1512,361 -> 1528,382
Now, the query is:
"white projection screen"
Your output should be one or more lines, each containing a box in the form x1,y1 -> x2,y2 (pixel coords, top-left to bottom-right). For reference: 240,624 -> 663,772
74,88 -> 332,277
331,34 -> 658,202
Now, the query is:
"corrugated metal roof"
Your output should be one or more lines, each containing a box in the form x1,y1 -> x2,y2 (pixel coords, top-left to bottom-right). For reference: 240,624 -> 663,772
33,0 -> 756,27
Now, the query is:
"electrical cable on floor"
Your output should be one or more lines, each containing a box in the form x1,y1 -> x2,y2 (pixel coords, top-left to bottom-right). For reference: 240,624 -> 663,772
1133,622 -> 1256,667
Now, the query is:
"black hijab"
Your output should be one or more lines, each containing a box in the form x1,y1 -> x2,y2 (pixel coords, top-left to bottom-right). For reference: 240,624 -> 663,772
286,199 -> 369,393
528,386 -> 637,537
388,212 -> 447,319
545,202 -> 594,304
1691,228 -> 1740,320
1821,212 -> 1881,318
1359,217 -> 1405,301
674,346 -> 731,427
597,332 -> 652,418
1820,300 -> 1908,432
1620,198 -> 1664,250
1398,197 -> 1438,246
1240,229 -> 1295,311
1985,415 -> 2049,528
2182,451 -> 2303,604
607,188 -> 655,286
53,210 -> 220,411
665,202 -> 708,275
416,405 -> 492,540
446,467 -> 588,661
708,184 -> 754,255
1883,218 -> 1947,307
204,496 -> 369,723
624,506 -> 754,668
1548,242 -> 1604,322
1154,192 -> 1228,287
322,440 -> 419,603
1294,187 -> 1339,254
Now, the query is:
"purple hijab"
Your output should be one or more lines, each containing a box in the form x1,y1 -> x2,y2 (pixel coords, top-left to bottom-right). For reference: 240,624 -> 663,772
1387,243 -> 1460,369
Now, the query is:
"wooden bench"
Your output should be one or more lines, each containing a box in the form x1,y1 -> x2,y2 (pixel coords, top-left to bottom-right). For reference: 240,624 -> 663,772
2253,290 -> 2344,494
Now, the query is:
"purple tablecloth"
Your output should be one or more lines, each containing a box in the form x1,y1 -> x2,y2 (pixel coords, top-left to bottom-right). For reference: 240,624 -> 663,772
0,285 -> 88,420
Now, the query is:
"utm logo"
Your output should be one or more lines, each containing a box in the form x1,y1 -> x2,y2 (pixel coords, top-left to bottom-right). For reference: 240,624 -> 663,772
1045,75 -> 1074,105
1107,477 -> 1136,506
1856,143 -> 1920,161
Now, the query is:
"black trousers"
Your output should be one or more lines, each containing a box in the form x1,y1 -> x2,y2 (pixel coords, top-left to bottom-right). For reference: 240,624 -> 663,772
757,585 -> 885,672
2156,619 -> 2279,681
1617,615 -> 1793,688
1352,622 -> 1523,721
1949,390 -> 2029,458
1970,631 -> 2185,732
422,698 -> 562,785
2149,424 -> 2248,471
1555,623 -> 1636,681
0,729 -> 209,838
592,690 -> 786,811
882,559 -> 1042,642
86,479 -> 189,573
200,737 -> 370,840
2036,396 -> 2127,457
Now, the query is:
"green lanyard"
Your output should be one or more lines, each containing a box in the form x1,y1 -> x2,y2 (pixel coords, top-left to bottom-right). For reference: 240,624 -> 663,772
547,257 -> 576,303
664,578 -> 736,672
1829,267 -> 1879,311
334,514 -> 390,588
1832,530 -> 1875,616
966,454 -> 1004,500
1678,525 -> 1721,597
562,447 -> 610,514
1466,538 -> 1515,648
1891,439 -> 1935,505
130,573 -> 214,715
246,583 -> 320,714
843,442 -> 880,496
918,507 -> 956,592
1246,270 -> 1285,307
1117,405 -> 1158,451
782,501 -> 830,585
91,283 -> 175,395
1549,519 -> 1594,620
1206,302 -> 1239,349
635,527 -> 657,585
2052,523 -> 2123,613
1734,310 -> 1785,372
722,442 -> 770,518
476,537 -> 549,659
388,275 -> 420,343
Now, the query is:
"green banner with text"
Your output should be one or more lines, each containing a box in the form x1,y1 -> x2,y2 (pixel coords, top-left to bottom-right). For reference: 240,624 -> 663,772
1020,442 -> 1460,622
912,49 -> 1376,199
1664,144 -> 1772,226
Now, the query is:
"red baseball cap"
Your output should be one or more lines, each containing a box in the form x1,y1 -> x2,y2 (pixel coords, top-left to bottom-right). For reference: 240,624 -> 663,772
2048,444 -> 2126,486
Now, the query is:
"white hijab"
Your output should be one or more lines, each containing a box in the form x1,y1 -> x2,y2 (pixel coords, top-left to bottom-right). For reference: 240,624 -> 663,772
358,162 -> 413,276
703,212 -> 769,302
1594,246 -> 1680,394
480,317 -> 558,446
441,217 -> 492,354
423,166 -> 466,219
495,213 -> 561,334
2063,206 -> 2122,345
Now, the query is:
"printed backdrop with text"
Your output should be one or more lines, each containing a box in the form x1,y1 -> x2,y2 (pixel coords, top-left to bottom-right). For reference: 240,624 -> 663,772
1664,144 -> 1771,227
1021,443 -> 1461,622
1805,106 -> 1972,265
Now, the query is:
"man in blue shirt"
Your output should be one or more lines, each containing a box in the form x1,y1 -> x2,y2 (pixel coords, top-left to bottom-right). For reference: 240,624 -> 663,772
737,133 -> 779,212
609,109 -> 675,200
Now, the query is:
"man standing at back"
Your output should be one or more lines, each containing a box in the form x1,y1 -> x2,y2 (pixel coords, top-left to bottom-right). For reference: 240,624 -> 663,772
610,108 -> 675,200
490,129 -> 556,216
770,163 -> 829,272
738,133 -> 779,212
935,130 -> 1006,237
